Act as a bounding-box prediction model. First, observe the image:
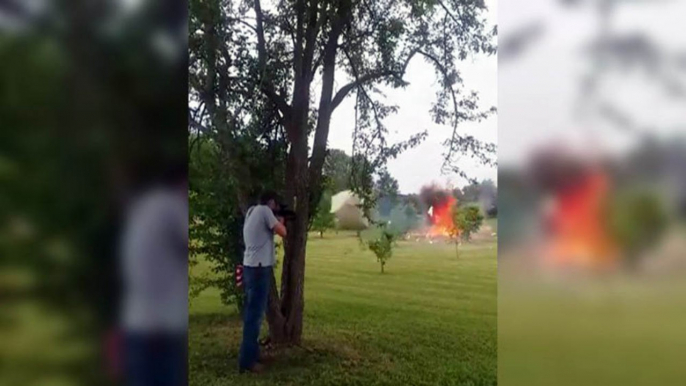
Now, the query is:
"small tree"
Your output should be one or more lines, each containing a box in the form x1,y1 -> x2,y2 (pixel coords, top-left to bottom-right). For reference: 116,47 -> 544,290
311,192 -> 336,238
460,205 -> 485,242
452,204 -> 485,257
367,229 -> 397,273
447,220 -> 462,258
609,189 -> 668,268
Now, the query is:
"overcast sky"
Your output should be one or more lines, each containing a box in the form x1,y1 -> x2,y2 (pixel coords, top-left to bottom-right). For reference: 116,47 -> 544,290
323,1 -> 498,194
499,0 -> 686,168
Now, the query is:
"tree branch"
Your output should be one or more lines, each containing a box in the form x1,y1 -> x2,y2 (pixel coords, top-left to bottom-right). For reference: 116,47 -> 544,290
307,0 -> 354,217
330,45 -> 424,111
416,50 -> 495,171
293,0 -> 306,77
254,0 -> 268,69
189,115 -> 209,134
331,70 -> 396,110
302,0 -> 322,78
227,16 -> 259,33
342,48 -> 387,155
254,0 -> 292,118
416,49 -> 462,165
435,0 -> 463,27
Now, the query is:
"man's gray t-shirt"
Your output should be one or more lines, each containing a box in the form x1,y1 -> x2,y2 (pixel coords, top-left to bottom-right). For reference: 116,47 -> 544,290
243,205 -> 279,267
120,188 -> 188,333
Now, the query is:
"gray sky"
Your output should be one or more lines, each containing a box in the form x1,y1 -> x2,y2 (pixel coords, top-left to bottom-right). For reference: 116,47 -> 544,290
499,0 -> 686,168
323,1 -> 498,194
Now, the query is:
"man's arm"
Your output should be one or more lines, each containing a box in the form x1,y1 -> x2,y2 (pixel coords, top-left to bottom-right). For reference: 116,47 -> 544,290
263,206 -> 287,238
273,218 -> 287,238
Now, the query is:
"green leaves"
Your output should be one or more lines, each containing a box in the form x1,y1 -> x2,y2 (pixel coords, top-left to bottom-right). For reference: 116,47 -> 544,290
323,149 -> 366,194
311,191 -> 336,237
453,204 -> 484,242
366,228 -> 398,273
609,189 -> 669,265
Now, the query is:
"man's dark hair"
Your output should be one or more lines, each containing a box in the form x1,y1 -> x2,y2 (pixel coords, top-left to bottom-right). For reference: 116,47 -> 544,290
259,190 -> 279,205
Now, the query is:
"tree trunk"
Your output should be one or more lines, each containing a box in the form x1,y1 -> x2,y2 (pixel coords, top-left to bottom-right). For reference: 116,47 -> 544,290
268,226 -> 307,344
262,0 -> 353,346
381,262 -> 384,273
266,114 -> 310,345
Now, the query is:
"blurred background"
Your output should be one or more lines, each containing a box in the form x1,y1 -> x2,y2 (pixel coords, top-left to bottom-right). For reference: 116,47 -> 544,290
499,0 -> 686,385
4,0 -> 686,384
0,1 -> 186,385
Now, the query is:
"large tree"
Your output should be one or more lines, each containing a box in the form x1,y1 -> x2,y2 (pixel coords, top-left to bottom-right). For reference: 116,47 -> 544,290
461,181 -> 482,203
376,170 -> 400,199
189,0 -> 496,344
323,148 -> 353,193
311,190 -> 336,237
375,169 -> 400,216
322,148 -> 374,194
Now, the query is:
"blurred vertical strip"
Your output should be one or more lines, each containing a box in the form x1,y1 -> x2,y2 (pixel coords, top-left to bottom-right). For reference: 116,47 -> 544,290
499,0 -> 686,385
0,1 -> 187,385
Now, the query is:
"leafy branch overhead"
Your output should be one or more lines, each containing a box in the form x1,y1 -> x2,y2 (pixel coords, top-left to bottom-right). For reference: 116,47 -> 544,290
190,0 -> 496,196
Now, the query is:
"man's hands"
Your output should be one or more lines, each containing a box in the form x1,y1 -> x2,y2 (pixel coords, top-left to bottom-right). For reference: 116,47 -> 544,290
277,216 -> 285,224
273,217 -> 287,238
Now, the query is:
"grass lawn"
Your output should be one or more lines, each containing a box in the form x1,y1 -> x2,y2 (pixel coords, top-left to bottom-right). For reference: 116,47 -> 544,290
0,270 -> 96,386
498,227 -> 686,386
499,277 -> 686,386
189,231 -> 497,386
485,218 -> 498,233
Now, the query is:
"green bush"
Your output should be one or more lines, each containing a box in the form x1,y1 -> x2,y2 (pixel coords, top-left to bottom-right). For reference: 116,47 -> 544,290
609,189 -> 669,267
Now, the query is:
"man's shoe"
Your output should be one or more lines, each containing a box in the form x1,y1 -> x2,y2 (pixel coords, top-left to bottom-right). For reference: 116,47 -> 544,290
239,362 -> 266,374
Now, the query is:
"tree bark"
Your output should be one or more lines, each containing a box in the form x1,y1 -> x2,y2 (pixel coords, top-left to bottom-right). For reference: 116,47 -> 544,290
265,271 -> 285,340
262,0 -> 353,347
307,0 -> 351,217
266,111 -> 310,345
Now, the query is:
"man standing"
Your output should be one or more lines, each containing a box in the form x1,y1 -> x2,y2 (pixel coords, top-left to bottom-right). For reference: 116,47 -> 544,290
239,191 -> 287,373
119,164 -> 188,386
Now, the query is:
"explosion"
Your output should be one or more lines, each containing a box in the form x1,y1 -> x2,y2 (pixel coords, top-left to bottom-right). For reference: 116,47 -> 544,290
420,185 -> 458,238
531,151 -> 620,271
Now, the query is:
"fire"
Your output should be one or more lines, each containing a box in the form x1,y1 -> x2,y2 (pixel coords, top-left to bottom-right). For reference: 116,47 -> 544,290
427,195 -> 457,237
418,184 -> 459,239
542,167 -> 620,271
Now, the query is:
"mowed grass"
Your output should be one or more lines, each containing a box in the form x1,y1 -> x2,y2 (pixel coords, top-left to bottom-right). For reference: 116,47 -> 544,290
499,278 -> 686,386
499,228 -> 686,386
189,232 -> 497,386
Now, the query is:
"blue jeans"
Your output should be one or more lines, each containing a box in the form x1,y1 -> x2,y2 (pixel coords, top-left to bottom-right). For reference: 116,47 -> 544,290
124,332 -> 187,386
238,265 -> 272,370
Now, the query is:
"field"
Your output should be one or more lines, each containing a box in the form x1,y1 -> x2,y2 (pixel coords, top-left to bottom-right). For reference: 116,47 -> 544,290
189,231 -> 497,386
499,278 -> 686,386
498,226 -> 686,386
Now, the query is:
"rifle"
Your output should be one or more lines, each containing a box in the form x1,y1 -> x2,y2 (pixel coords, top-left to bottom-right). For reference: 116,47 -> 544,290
273,203 -> 296,220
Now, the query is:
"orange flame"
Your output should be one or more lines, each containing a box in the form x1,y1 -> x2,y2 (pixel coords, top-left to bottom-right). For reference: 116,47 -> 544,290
543,168 -> 619,270
428,196 -> 458,237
